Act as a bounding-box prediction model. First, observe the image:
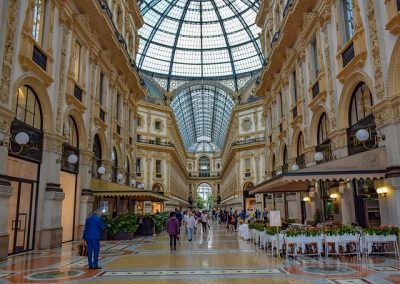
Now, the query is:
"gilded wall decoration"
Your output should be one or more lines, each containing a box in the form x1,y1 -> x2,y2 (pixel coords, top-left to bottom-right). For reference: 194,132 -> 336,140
55,26 -> 69,132
366,0 -> 385,99
0,0 -> 18,104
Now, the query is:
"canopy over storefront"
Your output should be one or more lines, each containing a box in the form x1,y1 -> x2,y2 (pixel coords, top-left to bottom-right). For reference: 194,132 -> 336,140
250,147 -> 387,195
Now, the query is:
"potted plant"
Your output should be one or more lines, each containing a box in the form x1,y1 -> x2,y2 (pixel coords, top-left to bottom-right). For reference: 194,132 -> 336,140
107,212 -> 139,240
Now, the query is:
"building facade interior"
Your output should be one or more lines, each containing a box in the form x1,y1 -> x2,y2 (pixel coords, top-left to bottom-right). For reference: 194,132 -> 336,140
1,0 -> 400,283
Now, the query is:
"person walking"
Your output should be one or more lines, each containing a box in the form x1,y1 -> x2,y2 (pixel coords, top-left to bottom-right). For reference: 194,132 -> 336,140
166,212 -> 180,252
263,208 -> 269,221
83,209 -> 105,269
201,210 -> 208,233
186,211 -> 195,241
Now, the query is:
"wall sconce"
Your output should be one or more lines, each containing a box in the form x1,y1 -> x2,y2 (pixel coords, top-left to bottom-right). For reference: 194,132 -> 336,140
303,196 -> 310,202
356,128 -> 385,150
329,193 -> 338,201
0,131 -> 30,153
314,151 -> 324,161
291,164 -> 299,171
376,186 -> 388,198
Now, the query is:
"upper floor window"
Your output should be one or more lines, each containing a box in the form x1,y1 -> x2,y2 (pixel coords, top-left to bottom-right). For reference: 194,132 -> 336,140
99,72 -> 105,106
292,70 -> 297,103
341,0 -> 355,43
111,147 -> 118,182
155,160 -> 162,174
317,113 -> 329,145
74,40 -> 82,82
136,157 -> 141,173
64,116 -> 78,148
244,157 -> 251,171
155,120 -> 161,130
116,94 -> 122,122
297,132 -> 305,156
199,156 -> 210,177
349,82 -> 373,126
16,85 -> 42,130
32,0 -> 47,44
310,38 -> 319,81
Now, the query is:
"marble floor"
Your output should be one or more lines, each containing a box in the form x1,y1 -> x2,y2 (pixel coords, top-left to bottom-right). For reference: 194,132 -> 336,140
1,224 -> 400,283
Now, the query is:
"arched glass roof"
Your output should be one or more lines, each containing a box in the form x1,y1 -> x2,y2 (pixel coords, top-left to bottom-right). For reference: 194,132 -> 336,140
137,0 -> 264,90
171,84 -> 234,152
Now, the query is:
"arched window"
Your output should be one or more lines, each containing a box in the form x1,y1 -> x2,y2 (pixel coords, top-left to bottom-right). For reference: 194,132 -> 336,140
125,156 -> 130,185
297,132 -> 305,156
111,147 -> 118,182
296,132 -> 306,168
61,116 -> 79,172
340,0 -> 354,43
64,116 -> 78,148
16,85 -> 43,130
349,82 -> 373,126
282,145 -> 288,172
92,134 -> 102,178
317,113 -> 329,145
271,154 -> 276,176
199,156 -> 210,177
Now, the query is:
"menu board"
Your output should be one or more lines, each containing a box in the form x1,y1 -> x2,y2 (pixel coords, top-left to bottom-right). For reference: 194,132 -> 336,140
269,210 -> 281,227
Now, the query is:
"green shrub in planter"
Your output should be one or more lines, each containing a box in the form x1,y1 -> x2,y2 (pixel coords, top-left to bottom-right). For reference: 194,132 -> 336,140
107,213 -> 139,236
152,212 -> 169,234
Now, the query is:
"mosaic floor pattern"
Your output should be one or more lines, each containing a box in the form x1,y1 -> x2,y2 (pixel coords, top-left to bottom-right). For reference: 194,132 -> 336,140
0,223 -> 399,283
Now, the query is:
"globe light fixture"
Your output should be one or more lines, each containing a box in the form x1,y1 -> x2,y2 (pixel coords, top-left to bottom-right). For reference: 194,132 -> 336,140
15,132 -> 30,145
67,154 -> 78,164
303,196 -> 310,202
314,151 -> 324,161
329,193 -> 338,201
117,173 -> 124,181
355,129 -> 370,142
291,164 -> 299,171
376,186 -> 388,198
97,166 -> 106,175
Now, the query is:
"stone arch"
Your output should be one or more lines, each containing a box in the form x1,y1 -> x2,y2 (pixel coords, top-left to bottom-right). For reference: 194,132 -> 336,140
387,36 -> 400,97
12,75 -> 53,132
243,181 -> 254,191
309,106 -> 329,147
63,107 -> 87,150
269,151 -> 276,171
278,141 -> 288,166
337,71 -> 374,129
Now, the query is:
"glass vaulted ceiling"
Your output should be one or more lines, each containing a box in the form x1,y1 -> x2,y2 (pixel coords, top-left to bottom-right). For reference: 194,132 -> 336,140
137,0 -> 264,91
171,85 -> 234,152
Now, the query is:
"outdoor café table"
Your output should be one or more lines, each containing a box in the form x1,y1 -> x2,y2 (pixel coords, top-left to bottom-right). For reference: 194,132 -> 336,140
265,233 -> 285,256
325,234 -> 361,258
362,234 -> 399,259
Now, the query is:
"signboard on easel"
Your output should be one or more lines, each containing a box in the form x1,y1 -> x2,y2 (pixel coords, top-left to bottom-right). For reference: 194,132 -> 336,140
269,210 -> 282,227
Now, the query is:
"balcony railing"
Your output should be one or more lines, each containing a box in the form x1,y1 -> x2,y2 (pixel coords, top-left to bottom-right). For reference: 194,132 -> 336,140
32,45 -> 47,70
74,84 -> 83,101
97,0 -> 137,71
312,81 -> 320,99
342,42 -> 355,67
231,137 -> 265,146
270,30 -> 281,48
137,138 -> 175,147
282,0 -> 294,18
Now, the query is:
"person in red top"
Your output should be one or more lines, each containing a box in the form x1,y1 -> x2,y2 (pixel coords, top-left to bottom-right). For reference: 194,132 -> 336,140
166,211 -> 180,252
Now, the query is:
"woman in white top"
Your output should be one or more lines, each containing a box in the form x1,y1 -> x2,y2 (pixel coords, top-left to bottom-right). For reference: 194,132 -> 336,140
201,211 -> 208,233
186,211 -> 195,241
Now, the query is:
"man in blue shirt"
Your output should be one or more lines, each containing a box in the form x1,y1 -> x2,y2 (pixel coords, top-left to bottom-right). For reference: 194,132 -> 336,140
83,210 -> 105,269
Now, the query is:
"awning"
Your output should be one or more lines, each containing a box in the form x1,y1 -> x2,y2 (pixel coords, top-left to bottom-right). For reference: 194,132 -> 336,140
92,190 -> 172,202
250,147 -> 387,195
91,179 -> 171,202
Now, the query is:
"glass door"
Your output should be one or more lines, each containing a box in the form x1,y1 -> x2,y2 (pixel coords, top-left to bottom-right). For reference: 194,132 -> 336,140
8,180 -> 37,254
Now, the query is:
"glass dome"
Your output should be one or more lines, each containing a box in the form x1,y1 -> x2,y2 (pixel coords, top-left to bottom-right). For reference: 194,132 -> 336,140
171,84 -> 234,152
137,0 -> 264,90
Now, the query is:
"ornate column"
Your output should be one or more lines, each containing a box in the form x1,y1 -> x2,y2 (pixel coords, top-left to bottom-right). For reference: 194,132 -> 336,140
77,149 -> 94,238
37,132 -> 65,249
376,178 -> 400,226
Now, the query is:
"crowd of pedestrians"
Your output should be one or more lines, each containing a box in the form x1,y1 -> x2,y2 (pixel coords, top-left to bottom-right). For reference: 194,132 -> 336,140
165,207 -> 269,253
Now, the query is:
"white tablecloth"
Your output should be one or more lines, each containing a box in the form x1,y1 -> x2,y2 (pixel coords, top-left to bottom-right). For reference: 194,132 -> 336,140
238,224 -> 251,240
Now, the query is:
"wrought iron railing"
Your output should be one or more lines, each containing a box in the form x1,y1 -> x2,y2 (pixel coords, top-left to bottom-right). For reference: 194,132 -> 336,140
137,138 -> 175,147
231,137 -> 265,146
